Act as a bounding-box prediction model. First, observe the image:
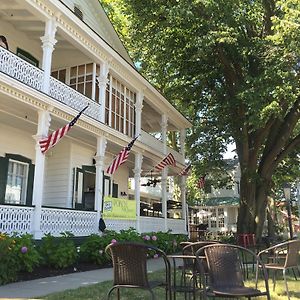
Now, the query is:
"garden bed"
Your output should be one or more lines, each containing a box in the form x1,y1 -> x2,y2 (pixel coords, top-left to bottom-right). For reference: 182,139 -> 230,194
17,262 -> 112,282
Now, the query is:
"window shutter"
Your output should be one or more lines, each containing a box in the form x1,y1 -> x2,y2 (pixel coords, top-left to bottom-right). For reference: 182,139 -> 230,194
0,156 -> 9,203
26,163 -> 35,206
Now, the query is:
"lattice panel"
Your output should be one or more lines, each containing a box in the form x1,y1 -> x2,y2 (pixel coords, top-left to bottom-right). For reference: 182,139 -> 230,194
49,77 -> 101,121
139,217 -> 165,233
0,205 -> 34,235
105,219 -> 137,232
167,219 -> 187,234
0,48 -> 43,91
41,208 -> 98,236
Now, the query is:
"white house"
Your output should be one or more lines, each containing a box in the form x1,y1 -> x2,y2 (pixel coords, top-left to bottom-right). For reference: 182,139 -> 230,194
189,159 -> 240,234
0,0 -> 191,239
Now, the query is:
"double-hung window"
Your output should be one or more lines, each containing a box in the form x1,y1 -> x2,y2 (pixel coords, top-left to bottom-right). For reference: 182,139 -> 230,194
5,159 -> 29,205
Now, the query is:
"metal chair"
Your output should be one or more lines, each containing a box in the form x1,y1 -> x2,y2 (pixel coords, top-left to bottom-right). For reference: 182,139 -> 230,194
105,242 -> 171,300
196,243 -> 271,299
258,239 -> 300,300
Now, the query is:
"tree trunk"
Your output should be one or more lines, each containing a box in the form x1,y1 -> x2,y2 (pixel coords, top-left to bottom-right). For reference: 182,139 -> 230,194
237,173 -> 272,241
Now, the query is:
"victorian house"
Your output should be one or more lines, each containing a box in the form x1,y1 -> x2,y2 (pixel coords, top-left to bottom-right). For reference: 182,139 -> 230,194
0,0 -> 191,238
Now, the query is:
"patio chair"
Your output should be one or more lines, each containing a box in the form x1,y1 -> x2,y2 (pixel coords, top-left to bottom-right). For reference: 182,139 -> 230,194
181,241 -> 219,287
105,242 -> 171,300
258,239 -> 300,300
196,243 -> 271,299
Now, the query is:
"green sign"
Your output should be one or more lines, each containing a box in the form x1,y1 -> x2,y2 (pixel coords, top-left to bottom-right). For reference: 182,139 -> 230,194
103,196 -> 136,220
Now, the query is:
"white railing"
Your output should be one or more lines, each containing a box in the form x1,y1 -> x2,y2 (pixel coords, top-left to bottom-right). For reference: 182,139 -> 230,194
0,47 -> 43,91
49,77 -> 101,121
0,47 -> 101,121
167,218 -> 187,234
0,205 -> 34,235
105,219 -> 137,232
40,207 -> 98,237
139,216 -> 165,233
140,130 -> 185,165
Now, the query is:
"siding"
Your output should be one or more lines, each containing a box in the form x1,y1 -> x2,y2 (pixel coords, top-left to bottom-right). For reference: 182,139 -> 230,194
43,142 -> 71,207
0,124 -> 35,160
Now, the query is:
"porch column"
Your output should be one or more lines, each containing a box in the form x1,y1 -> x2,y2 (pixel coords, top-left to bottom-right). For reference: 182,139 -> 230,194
32,110 -> 51,239
180,129 -> 186,158
94,135 -> 107,216
97,61 -> 110,123
134,153 -> 143,232
180,176 -> 188,234
135,91 -> 144,136
161,115 -> 168,231
161,169 -> 168,231
41,18 -> 57,93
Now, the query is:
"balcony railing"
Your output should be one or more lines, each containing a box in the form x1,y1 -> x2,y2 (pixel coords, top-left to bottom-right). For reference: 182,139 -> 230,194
0,47 -> 101,121
140,130 -> 184,165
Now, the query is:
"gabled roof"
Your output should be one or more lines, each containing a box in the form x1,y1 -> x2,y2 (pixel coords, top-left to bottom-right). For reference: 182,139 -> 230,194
61,0 -> 133,65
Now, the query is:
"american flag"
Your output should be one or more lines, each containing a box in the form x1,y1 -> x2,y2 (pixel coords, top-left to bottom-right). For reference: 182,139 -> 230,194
197,175 -> 206,189
178,163 -> 191,176
39,106 -> 88,154
154,153 -> 176,171
106,136 -> 139,175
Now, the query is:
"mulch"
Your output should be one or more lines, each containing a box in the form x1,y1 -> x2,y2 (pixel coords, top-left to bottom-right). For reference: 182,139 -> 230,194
17,262 -> 111,282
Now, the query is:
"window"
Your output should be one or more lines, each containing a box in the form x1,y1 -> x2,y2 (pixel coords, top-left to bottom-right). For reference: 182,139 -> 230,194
210,208 -> 217,228
105,75 -> 136,137
218,208 -> 225,228
16,48 -> 39,67
0,154 -> 34,206
74,5 -> 83,20
5,160 -> 29,204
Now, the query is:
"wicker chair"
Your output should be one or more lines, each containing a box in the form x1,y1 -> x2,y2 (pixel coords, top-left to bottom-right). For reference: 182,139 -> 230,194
196,244 -> 271,299
258,239 -> 300,300
105,242 -> 171,300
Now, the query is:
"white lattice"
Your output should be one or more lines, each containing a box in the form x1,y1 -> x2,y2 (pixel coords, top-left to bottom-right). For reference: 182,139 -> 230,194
139,216 -> 165,233
167,219 -> 187,234
49,77 -> 101,121
0,47 -> 43,91
41,208 -> 98,237
0,205 -> 34,235
105,219 -> 137,232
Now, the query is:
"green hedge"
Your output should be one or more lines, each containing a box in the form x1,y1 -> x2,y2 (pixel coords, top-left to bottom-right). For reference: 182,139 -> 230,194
0,228 -> 188,285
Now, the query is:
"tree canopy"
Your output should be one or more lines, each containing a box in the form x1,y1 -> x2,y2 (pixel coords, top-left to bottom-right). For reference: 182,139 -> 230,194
102,0 -> 300,237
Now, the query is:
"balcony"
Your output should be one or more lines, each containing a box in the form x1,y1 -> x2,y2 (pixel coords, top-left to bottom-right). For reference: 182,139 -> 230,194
0,47 -> 185,162
140,130 -> 184,165
0,47 -> 100,121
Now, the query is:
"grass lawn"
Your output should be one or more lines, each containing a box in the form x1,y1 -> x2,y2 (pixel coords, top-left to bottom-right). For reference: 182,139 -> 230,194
42,270 -> 300,300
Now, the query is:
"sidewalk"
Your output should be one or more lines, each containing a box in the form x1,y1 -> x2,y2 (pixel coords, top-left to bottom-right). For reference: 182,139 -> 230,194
0,258 -> 165,299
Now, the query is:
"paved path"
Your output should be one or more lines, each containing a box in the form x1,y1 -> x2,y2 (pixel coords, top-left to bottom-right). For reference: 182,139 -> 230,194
0,258 -> 166,299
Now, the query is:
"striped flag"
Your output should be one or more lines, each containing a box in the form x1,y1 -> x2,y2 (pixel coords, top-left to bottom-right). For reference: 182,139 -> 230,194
178,163 -> 191,176
197,175 -> 206,189
106,136 -> 139,175
154,153 -> 176,171
39,106 -> 88,154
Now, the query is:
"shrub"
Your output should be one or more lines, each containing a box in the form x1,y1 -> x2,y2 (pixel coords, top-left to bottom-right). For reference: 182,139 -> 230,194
38,232 -> 78,269
0,233 -> 19,284
12,233 -> 41,272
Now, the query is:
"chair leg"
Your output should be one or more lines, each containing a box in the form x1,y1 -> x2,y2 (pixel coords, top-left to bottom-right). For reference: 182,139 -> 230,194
272,270 -> 277,291
291,268 -> 297,280
117,288 -> 120,300
283,269 -> 290,300
107,286 -> 116,300
149,288 -> 156,300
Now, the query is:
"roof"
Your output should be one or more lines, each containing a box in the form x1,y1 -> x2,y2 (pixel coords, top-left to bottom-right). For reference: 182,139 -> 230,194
202,197 -> 239,207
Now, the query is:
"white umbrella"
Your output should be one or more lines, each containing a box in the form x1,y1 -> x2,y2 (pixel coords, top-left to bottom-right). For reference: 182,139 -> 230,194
196,209 -> 212,217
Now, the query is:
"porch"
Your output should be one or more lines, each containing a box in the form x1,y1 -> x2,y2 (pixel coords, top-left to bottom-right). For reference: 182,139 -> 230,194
0,204 -> 187,237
